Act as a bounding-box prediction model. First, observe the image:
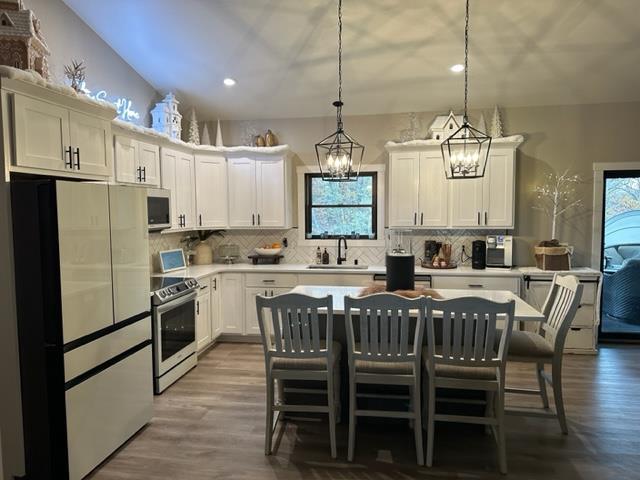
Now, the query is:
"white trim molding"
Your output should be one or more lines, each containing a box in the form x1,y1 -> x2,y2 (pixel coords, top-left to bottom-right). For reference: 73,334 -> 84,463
296,164 -> 386,247
591,162 -> 640,269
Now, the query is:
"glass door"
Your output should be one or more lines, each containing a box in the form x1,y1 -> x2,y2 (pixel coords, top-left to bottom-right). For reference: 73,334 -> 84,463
599,170 -> 640,340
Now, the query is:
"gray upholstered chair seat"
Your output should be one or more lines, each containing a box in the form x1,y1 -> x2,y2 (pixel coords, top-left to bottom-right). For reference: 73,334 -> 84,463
271,341 -> 341,371
354,359 -> 413,375
421,347 -> 497,380
501,330 -> 554,360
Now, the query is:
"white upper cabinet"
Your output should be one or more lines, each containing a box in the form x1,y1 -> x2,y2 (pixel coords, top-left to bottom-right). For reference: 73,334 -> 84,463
114,135 -> 160,187
12,91 -> 112,178
195,153 -> 228,228
450,177 -> 484,227
114,136 -> 138,184
418,151 -> 449,227
386,137 -> 522,229
388,150 -> 448,228
228,157 -> 257,227
450,147 -> 516,228
256,157 -> 286,228
68,110 -> 112,176
388,152 -> 420,227
161,148 -> 196,230
228,154 -> 291,229
482,149 -> 515,228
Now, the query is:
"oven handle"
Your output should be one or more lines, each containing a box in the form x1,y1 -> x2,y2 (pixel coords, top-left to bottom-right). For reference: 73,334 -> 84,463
155,290 -> 198,314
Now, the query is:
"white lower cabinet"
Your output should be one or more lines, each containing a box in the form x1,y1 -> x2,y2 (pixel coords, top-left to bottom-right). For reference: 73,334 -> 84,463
211,275 -> 222,340
196,280 -> 211,351
220,273 -> 245,334
431,275 -> 520,296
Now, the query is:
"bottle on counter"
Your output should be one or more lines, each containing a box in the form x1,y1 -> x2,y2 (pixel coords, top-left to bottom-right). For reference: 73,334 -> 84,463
322,248 -> 330,265
316,246 -> 322,265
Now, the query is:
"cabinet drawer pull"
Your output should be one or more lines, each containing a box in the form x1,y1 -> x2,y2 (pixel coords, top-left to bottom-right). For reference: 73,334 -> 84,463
196,300 -> 200,315
468,284 -> 484,288
258,213 -> 261,225
213,278 -> 217,290
74,147 -> 80,169
65,146 -> 73,168
270,290 -> 274,297
484,211 -> 488,225
199,214 -> 202,226
477,212 -> 480,225
420,212 -> 424,225
262,279 -> 276,284
252,214 -> 255,226
414,212 -> 417,225
141,166 -> 146,182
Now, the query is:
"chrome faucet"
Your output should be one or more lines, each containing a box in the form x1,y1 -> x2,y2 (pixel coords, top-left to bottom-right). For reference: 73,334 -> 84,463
337,236 -> 348,265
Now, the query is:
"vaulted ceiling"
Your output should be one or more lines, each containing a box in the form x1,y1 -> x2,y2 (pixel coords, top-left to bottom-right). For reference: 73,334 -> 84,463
63,0 -> 640,120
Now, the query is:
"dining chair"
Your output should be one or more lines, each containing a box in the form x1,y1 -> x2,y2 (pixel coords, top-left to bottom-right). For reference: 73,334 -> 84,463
503,274 -> 583,434
344,293 -> 425,465
423,296 -> 515,474
256,293 -> 340,458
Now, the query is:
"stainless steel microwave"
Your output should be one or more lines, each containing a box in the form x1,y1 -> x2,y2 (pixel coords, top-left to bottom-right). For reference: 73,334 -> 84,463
147,188 -> 171,231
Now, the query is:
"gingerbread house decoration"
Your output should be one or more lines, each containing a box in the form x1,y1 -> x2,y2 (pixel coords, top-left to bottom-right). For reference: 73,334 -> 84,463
429,110 -> 464,141
0,0 -> 50,79
151,92 -> 182,139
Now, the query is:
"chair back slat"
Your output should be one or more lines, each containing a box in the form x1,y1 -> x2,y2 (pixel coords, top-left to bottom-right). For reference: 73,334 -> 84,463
310,308 -> 321,352
400,308 -> 410,356
425,297 -> 515,369
540,274 -> 584,350
256,293 -> 333,359
345,293 -> 425,364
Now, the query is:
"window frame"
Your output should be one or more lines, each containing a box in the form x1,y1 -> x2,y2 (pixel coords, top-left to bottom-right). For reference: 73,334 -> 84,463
304,172 -> 378,240
296,164 -> 386,247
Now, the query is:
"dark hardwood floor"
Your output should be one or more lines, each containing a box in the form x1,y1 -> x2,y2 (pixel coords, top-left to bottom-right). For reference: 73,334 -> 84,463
90,343 -> 640,480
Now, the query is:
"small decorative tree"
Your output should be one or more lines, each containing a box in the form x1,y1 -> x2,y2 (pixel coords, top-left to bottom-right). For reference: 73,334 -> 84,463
490,105 -> 503,138
201,122 -> 211,145
533,169 -> 583,240
64,59 -> 86,93
187,108 -> 200,145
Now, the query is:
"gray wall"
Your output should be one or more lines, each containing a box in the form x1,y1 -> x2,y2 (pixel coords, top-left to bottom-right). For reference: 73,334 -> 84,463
0,2 -> 159,478
28,0 -> 159,125
217,101 -> 640,267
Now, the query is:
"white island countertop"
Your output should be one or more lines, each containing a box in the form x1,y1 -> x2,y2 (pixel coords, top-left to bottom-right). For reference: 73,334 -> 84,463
290,285 -> 545,322
154,263 -> 526,280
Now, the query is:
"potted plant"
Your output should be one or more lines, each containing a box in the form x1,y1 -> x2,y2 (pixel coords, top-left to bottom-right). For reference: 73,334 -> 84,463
181,230 -> 224,265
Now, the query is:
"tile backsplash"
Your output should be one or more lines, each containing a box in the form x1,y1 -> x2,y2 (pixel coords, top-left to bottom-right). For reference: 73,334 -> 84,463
149,228 -> 502,273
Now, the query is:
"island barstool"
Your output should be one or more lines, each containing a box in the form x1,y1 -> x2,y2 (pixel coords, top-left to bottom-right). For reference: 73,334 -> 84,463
255,293 -> 341,458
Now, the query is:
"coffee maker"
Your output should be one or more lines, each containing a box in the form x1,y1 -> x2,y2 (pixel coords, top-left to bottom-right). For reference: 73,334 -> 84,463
472,240 -> 486,269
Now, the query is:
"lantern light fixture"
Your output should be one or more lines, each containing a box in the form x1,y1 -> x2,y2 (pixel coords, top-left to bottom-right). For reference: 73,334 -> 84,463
441,0 -> 492,180
314,0 -> 364,182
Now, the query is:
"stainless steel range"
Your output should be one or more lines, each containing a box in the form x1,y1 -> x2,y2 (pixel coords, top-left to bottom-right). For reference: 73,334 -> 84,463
151,276 -> 199,394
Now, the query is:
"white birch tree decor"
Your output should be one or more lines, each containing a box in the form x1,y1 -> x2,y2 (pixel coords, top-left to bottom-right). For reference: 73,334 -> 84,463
533,169 -> 583,240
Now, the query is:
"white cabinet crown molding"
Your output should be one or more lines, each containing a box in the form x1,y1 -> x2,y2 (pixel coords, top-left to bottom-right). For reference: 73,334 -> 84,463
384,134 -> 525,152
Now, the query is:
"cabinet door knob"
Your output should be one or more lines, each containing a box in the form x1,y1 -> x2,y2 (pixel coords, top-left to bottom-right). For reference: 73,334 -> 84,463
65,146 -> 73,168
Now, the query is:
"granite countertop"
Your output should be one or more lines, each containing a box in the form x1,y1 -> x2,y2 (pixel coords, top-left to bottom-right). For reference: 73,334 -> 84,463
154,263 -> 528,280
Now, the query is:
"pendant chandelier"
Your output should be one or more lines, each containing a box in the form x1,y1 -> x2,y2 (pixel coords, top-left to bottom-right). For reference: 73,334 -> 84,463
315,0 -> 364,181
441,0 -> 491,179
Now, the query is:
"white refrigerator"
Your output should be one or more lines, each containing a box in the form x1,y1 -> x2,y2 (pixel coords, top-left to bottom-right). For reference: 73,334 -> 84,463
11,180 -> 153,480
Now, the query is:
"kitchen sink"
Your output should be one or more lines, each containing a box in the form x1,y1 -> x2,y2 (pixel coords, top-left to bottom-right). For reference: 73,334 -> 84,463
307,264 -> 369,270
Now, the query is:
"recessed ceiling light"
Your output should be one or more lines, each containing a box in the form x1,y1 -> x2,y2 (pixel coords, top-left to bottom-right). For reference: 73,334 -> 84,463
223,78 -> 236,87
450,64 -> 464,73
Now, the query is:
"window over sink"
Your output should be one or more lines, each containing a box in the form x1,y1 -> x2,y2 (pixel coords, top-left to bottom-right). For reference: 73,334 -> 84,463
304,172 -> 378,240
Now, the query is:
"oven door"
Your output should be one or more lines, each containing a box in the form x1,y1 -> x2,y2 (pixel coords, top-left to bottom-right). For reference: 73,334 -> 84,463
153,290 -> 197,376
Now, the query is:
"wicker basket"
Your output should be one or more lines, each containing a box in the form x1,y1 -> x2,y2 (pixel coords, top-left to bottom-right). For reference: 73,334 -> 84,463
534,246 -> 572,270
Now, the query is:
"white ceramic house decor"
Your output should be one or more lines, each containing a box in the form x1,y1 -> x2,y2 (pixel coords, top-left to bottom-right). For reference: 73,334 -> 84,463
151,92 -> 182,139
0,0 -> 50,80
429,111 -> 463,141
